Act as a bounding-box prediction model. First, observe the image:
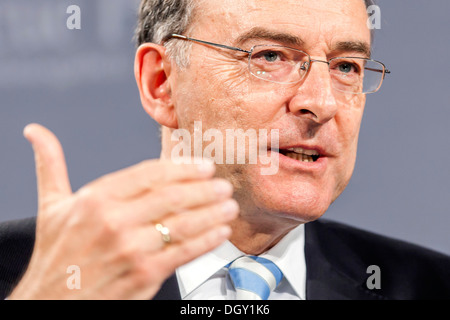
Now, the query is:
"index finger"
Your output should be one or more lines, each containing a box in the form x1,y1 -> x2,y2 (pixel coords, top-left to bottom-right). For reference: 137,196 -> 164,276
89,158 -> 216,199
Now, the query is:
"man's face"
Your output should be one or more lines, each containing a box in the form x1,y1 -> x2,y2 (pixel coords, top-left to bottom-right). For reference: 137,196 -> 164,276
168,0 -> 371,224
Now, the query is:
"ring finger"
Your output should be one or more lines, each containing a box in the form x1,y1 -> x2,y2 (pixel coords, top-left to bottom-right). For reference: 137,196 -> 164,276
135,198 -> 239,251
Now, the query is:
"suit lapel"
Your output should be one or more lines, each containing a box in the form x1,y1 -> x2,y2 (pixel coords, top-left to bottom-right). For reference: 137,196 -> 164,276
304,219 -> 386,300
0,217 -> 36,299
152,273 -> 181,300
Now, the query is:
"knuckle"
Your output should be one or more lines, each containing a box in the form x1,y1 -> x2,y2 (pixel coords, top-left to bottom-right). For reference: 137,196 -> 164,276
113,235 -> 145,266
65,187 -> 100,228
178,240 -> 198,258
116,243 -> 140,263
202,180 -> 219,199
74,186 -> 124,235
166,221 -> 186,241
99,217 -> 121,237
124,255 -> 161,287
132,262 -> 153,285
76,186 -> 103,211
187,180 -> 220,205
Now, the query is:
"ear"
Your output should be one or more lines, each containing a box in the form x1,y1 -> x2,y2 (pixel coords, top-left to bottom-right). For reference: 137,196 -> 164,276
134,43 -> 178,128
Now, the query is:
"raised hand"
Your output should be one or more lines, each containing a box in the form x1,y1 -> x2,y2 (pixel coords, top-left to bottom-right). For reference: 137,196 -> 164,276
9,124 -> 238,299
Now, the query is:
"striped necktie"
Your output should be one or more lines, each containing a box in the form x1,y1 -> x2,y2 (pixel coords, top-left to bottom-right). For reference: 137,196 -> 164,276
227,256 -> 283,300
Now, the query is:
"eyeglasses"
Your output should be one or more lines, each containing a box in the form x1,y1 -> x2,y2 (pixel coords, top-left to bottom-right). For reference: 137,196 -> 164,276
169,34 -> 390,94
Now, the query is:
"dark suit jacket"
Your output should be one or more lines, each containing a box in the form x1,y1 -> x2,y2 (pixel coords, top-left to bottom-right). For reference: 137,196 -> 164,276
1,217 -> 449,300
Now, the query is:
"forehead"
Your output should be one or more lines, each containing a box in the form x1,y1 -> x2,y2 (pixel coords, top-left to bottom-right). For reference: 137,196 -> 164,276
193,0 -> 370,52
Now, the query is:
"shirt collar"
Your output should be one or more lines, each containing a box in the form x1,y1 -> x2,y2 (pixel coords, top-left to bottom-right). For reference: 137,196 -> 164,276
259,224 -> 306,300
176,224 -> 306,300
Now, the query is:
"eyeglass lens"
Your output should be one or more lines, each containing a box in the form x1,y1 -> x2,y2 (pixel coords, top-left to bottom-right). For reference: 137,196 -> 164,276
249,45 -> 385,94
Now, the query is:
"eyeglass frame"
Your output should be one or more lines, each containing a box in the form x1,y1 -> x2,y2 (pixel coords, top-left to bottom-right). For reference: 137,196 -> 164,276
167,33 -> 391,94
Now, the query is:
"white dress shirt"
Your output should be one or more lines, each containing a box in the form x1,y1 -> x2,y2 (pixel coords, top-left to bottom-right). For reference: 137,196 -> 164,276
176,224 -> 306,300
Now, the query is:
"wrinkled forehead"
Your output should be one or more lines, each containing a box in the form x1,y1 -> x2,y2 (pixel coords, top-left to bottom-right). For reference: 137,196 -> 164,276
193,0 -> 371,52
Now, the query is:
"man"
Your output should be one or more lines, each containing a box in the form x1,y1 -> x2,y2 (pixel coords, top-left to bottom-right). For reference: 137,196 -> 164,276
1,0 -> 450,300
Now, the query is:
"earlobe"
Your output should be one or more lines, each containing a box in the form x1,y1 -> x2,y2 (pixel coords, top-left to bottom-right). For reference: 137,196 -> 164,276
134,43 -> 178,128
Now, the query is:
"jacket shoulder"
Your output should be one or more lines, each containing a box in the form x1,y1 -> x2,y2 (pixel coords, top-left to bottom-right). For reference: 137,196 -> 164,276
306,219 -> 450,299
0,217 -> 36,299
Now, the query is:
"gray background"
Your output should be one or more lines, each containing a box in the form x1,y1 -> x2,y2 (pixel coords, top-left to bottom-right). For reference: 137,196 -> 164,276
0,1 -> 449,255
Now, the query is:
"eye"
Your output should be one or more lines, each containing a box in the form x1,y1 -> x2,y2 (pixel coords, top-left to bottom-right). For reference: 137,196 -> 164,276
252,49 -> 284,63
263,51 -> 280,62
338,62 -> 356,73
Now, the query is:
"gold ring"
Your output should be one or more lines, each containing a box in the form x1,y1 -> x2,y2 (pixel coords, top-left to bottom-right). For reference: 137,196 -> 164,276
155,223 -> 171,244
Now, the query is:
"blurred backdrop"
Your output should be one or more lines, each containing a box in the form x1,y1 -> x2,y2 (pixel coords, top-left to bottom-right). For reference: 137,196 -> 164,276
0,0 -> 449,255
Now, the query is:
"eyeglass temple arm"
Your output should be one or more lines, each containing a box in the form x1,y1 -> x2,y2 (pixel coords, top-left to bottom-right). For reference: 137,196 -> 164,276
365,67 -> 391,73
170,34 -> 251,54
365,66 -> 391,80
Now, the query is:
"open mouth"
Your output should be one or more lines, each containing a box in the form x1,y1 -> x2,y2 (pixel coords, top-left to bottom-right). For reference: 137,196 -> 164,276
278,147 -> 321,163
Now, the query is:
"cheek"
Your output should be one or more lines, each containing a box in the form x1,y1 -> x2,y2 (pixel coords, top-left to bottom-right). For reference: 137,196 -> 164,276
178,74 -> 288,134
336,94 -> 365,152
340,114 -> 362,156
332,102 -> 365,196
175,58 -> 252,129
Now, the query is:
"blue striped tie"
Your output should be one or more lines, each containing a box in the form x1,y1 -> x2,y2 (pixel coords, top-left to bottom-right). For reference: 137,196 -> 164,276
227,256 -> 283,300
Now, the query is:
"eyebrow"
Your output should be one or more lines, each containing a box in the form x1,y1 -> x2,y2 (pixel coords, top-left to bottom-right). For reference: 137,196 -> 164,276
234,27 -> 305,47
234,27 -> 371,58
332,41 -> 372,58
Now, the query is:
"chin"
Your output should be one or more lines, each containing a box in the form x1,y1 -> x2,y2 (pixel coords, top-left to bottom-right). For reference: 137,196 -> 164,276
236,171 -> 335,224
259,188 -> 331,223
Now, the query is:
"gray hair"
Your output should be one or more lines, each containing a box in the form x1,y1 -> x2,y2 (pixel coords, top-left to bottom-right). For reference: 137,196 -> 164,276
135,0 -> 376,68
135,0 -> 196,68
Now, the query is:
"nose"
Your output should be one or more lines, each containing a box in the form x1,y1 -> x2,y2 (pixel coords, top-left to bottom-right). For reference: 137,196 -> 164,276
288,59 -> 338,125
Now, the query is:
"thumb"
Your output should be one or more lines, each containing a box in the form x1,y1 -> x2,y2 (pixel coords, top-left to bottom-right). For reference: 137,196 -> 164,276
23,124 -> 72,208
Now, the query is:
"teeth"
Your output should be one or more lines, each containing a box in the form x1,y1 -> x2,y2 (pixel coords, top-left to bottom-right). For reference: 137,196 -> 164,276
285,152 -> 315,162
286,147 -> 320,156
